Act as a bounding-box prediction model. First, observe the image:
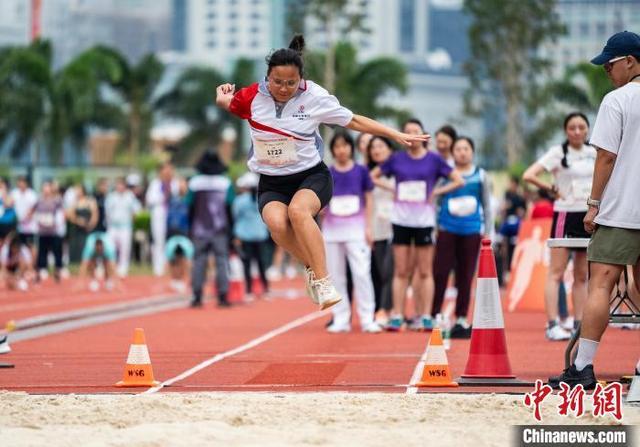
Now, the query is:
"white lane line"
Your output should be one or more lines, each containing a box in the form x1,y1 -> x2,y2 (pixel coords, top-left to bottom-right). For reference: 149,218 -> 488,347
142,311 -> 325,394
405,338 -> 431,395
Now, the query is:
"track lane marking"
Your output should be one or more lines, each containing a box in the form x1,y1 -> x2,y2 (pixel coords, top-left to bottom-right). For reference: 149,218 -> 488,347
142,311 -> 325,394
405,338 -> 431,394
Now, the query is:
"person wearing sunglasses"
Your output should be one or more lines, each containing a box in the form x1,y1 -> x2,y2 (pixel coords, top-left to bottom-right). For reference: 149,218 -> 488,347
215,35 -> 429,311
550,31 -> 640,389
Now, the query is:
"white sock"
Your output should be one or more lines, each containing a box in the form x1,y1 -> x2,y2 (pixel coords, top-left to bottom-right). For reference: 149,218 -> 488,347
574,338 -> 599,371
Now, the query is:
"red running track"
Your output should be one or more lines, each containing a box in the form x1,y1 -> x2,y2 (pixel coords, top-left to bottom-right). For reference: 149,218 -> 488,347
0,278 -> 638,394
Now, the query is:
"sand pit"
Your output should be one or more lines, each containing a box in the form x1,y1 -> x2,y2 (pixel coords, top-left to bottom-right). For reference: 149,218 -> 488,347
0,391 -> 638,446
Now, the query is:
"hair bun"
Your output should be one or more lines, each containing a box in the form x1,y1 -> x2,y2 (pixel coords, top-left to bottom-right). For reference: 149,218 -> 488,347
288,34 -> 305,54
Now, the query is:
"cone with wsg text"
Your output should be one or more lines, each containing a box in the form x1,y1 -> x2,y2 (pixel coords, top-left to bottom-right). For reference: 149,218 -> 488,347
115,328 -> 160,387
416,328 -> 458,387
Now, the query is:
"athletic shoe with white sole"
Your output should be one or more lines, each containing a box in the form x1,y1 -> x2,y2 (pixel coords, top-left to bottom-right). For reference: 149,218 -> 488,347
313,276 -> 342,310
545,324 -> 572,341
362,322 -> 383,333
0,335 -> 11,354
326,323 -> 351,333
304,266 -> 319,304
559,316 -> 574,331
386,316 -> 404,332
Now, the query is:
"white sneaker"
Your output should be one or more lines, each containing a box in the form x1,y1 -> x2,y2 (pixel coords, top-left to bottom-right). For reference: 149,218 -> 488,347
545,324 -> 572,341
89,280 -> 100,292
303,267 -> 319,304
0,335 -> 11,354
362,322 -> 383,333
17,279 -> 28,292
560,316 -> 574,331
266,266 -> 282,281
326,323 -> 351,333
285,265 -> 298,279
244,293 -> 256,303
313,276 -> 342,310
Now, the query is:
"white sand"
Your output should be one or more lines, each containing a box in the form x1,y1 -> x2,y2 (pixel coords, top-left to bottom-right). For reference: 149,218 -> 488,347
0,391 -> 638,447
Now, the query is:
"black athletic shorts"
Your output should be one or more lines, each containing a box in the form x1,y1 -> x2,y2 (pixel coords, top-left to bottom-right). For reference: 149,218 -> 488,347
18,232 -> 35,245
551,211 -> 590,249
257,162 -> 333,215
392,224 -> 434,247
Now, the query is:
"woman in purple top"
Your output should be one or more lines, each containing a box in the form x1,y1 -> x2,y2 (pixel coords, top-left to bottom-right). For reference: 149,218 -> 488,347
322,131 -> 381,333
371,119 -> 464,332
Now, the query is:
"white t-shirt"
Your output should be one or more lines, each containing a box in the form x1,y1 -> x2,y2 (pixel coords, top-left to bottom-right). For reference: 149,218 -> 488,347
229,79 -> 354,175
105,190 -> 141,229
10,188 -> 38,234
537,143 -> 596,212
589,82 -> 640,229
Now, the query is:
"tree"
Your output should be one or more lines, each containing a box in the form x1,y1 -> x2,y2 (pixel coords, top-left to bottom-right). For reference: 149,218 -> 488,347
463,0 -> 565,166
304,42 -> 409,123
0,40 -> 52,162
157,58 -> 256,164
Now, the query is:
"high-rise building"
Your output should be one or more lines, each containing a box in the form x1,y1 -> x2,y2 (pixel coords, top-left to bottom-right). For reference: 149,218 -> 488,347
0,0 -> 30,46
543,0 -> 640,77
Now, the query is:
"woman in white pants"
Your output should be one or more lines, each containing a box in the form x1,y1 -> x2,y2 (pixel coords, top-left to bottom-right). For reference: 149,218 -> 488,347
145,163 -> 179,276
323,131 -> 381,333
106,177 -> 141,277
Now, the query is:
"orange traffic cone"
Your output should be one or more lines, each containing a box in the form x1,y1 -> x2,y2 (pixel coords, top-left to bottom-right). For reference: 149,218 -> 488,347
227,254 -> 245,304
416,328 -> 458,387
458,239 -> 530,386
115,328 -> 160,387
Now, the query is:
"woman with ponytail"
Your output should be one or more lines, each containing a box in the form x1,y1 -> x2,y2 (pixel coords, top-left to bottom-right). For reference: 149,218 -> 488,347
523,112 -> 596,341
215,35 -> 429,310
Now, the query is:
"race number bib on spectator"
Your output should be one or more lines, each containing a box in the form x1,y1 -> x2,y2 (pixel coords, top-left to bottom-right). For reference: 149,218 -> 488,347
254,137 -> 298,166
397,181 -> 427,202
329,195 -> 360,217
448,196 -> 478,217
572,179 -> 591,200
36,212 -> 54,228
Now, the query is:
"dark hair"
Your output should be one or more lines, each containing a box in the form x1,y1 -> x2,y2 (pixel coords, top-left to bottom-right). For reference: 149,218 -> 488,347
436,125 -> 458,142
366,136 -> 396,170
266,35 -> 305,76
329,131 -> 355,158
537,187 -> 553,201
560,112 -> 590,168
402,118 -> 428,148
452,136 -> 475,152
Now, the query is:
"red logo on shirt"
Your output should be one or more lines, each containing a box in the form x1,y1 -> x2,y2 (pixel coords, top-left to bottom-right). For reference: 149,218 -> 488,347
292,104 -> 310,120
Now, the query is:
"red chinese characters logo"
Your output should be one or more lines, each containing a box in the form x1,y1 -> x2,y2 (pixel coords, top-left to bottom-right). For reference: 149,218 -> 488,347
592,382 -> 623,421
524,380 -> 624,422
524,380 -> 553,422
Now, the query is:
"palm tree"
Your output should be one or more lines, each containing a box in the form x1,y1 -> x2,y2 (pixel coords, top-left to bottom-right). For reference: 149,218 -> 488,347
0,40 -> 52,162
305,42 -> 409,122
157,58 -> 256,164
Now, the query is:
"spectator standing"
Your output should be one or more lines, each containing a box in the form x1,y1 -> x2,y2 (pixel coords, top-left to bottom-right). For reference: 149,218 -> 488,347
106,177 -> 142,277
33,181 -> 65,281
10,176 -> 38,258
0,178 -> 17,243
189,152 -> 235,308
66,185 -> 98,264
232,172 -> 270,300
146,162 -> 179,276
94,178 -> 109,233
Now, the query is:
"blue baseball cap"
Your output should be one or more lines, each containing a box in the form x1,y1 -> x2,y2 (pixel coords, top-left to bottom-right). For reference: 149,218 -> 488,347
591,31 -> 640,65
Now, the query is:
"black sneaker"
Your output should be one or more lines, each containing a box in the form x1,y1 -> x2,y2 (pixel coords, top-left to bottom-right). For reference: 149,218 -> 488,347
450,323 -> 472,339
190,298 -> 203,308
550,364 -> 597,390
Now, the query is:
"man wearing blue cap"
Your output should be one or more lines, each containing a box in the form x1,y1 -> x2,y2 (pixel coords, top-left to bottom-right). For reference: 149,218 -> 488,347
551,31 -> 640,389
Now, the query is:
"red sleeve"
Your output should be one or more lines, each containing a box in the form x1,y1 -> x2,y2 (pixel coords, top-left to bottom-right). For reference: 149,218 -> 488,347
228,83 -> 259,120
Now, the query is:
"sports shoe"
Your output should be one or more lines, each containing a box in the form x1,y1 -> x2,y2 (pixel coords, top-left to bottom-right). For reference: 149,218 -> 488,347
545,324 -> 572,341
0,335 -> 11,354
326,323 -> 351,333
386,316 -> 403,332
450,323 -> 472,339
408,317 -> 424,331
362,322 -> 383,333
266,266 -> 282,281
421,316 -> 434,331
17,279 -> 28,292
550,364 -> 597,390
560,316 -> 574,331
313,276 -> 342,310
89,280 -> 100,292
304,266 -> 319,304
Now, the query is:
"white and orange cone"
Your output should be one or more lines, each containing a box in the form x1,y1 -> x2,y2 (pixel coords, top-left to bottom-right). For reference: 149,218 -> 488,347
115,328 -> 160,387
416,328 -> 458,387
